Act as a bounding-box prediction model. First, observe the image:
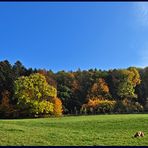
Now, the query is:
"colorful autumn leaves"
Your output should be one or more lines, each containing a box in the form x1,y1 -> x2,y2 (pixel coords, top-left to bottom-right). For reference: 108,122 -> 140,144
14,73 -> 62,117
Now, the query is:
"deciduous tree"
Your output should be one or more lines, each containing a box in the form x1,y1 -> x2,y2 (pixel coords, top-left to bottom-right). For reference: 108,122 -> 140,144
14,73 -> 57,117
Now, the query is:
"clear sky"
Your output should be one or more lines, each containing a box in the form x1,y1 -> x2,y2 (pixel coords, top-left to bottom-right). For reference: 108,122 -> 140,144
0,2 -> 148,72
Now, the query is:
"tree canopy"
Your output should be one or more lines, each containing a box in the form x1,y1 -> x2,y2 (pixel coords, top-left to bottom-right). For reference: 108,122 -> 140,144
0,60 -> 147,118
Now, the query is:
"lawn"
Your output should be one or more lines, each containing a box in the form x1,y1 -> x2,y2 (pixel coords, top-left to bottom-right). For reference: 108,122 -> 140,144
0,114 -> 147,146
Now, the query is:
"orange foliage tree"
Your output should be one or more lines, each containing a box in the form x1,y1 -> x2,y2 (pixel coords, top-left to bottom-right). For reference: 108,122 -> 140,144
52,97 -> 63,116
87,78 -> 111,100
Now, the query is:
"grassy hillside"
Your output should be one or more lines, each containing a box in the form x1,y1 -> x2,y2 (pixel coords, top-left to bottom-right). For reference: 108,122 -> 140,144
0,114 -> 147,146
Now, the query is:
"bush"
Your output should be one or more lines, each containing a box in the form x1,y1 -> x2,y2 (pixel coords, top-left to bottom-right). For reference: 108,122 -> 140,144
115,99 -> 144,113
81,99 -> 116,114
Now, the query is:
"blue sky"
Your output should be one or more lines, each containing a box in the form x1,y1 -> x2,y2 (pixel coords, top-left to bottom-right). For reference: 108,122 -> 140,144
0,2 -> 148,72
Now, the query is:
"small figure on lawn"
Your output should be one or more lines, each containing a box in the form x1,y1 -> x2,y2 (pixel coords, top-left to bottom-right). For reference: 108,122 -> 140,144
134,131 -> 144,138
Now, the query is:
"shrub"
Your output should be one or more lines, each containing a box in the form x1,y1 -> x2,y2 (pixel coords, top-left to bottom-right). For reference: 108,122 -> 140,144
115,99 -> 144,113
81,98 -> 116,114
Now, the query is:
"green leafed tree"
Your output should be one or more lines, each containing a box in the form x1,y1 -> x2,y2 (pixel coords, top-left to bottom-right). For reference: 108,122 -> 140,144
14,73 -> 57,117
117,68 -> 141,100
117,81 -> 137,99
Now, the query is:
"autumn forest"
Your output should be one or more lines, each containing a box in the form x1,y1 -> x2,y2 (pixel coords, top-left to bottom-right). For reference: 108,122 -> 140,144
0,60 -> 148,119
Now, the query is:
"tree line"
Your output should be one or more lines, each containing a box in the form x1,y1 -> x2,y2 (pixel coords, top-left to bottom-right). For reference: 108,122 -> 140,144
0,60 -> 148,118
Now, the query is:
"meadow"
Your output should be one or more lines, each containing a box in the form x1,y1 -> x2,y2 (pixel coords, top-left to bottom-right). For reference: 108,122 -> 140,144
0,114 -> 147,146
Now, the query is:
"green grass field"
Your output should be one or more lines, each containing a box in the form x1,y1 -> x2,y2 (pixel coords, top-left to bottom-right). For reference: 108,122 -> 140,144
0,114 -> 147,146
